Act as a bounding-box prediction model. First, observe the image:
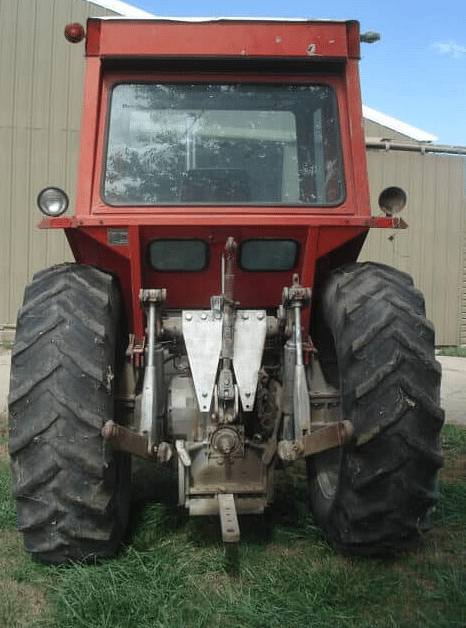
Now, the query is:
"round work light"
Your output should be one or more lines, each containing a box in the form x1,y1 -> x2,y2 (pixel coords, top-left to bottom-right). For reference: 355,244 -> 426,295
37,187 -> 69,217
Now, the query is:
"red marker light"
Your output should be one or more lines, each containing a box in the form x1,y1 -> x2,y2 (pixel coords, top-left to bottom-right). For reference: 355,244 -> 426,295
64,23 -> 86,43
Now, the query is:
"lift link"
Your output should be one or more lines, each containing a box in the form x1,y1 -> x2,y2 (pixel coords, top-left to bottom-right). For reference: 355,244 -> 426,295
217,237 -> 239,422
139,288 -> 171,457
102,420 -> 172,463
282,275 -> 312,438
277,420 -> 354,461
101,418 -> 353,465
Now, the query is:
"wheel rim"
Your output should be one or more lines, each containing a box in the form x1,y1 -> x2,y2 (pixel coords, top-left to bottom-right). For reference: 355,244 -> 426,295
314,450 -> 340,500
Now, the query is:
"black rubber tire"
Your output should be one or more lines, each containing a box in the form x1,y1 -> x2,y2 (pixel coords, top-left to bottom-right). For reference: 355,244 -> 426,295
8,263 -> 131,564
308,262 -> 444,555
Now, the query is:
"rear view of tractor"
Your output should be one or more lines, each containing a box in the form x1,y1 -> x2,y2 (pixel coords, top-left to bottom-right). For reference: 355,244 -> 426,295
8,18 -> 444,563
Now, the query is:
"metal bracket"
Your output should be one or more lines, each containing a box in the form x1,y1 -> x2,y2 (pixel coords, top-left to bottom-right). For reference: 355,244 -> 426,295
282,274 -> 311,309
175,439 -> 192,467
233,310 -> 267,412
218,493 -> 240,543
182,310 -> 223,413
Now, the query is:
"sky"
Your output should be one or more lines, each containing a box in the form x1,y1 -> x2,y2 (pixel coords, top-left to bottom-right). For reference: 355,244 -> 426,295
115,0 -> 466,147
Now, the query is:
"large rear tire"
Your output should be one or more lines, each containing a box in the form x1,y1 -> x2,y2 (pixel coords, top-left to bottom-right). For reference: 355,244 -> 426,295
8,264 -> 131,564
309,262 -> 444,555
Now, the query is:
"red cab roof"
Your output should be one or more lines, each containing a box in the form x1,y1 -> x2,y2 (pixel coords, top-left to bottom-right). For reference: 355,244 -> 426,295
85,18 -> 361,60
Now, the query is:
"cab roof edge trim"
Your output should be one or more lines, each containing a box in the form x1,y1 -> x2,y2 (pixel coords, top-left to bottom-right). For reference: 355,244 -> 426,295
85,18 -> 355,59
93,16 -> 354,22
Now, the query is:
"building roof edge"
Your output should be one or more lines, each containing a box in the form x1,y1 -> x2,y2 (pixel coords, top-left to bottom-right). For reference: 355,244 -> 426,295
83,0 -> 154,18
363,105 -> 437,143
79,6 -> 438,144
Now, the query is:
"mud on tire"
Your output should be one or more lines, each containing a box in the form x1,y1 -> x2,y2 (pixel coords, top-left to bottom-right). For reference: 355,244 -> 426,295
8,263 -> 130,564
309,262 -> 444,555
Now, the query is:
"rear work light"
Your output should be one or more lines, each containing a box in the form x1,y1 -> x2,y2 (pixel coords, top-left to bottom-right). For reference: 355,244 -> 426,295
37,187 -> 69,217
378,186 -> 407,216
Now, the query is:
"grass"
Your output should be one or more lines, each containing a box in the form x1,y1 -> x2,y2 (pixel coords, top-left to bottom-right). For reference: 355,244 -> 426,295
439,346 -> 466,357
0,413 -> 465,628
0,412 -> 58,627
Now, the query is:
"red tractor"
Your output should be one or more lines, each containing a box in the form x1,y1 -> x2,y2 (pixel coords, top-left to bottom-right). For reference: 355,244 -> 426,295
8,18 -> 443,563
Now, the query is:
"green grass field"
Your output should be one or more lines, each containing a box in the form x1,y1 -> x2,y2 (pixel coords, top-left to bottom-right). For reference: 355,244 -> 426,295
0,413 -> 465,628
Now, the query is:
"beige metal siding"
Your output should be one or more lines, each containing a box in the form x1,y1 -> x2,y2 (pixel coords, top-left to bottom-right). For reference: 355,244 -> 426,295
2,3 -> 466,347
361,150 -> 466,346
461,233 -> 466,346
364,119 -> 416,143
0,0 -> 116,325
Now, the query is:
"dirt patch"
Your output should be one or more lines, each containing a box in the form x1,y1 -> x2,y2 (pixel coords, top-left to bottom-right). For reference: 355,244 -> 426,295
0,446 -> 8,462
441,455 -> 466,483
0,531 -> 50,627
0,416 -> 8,462
0,579 -> 46,628
0,531 -> 25,571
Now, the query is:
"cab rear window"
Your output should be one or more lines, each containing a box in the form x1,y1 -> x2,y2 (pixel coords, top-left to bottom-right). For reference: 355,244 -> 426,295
104,83 -> 345,207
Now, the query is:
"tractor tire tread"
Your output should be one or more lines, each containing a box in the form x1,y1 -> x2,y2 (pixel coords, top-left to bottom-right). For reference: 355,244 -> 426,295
316,261 -> 444,555
9,263 -> 130,564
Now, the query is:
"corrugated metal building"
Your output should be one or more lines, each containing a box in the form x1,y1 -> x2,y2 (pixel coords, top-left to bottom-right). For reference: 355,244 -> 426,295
1,0 -> 465,345
362,112 -> 466,346
1,0 -> 113,330
0,0 -> 152,339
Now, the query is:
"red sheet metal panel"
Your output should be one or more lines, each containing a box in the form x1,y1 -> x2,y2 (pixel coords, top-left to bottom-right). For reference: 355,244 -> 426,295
86,19 -> 352,59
